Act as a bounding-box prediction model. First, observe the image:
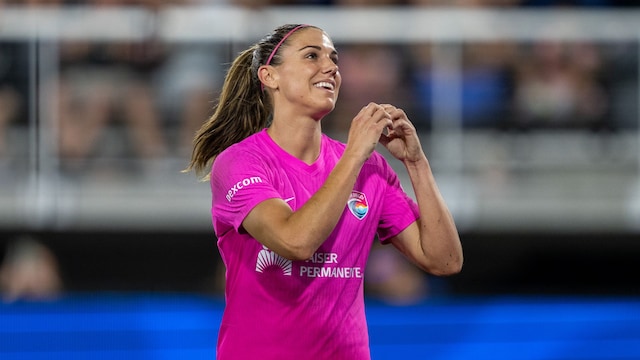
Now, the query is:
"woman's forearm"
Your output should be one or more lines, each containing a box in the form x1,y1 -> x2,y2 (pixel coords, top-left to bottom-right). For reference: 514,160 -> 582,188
405,155 -> 463,275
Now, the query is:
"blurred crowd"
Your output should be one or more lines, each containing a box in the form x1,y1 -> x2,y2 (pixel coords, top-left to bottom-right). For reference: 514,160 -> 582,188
0,0 -> 638,303
3,0 -> 637,6
0,0 -> 638,176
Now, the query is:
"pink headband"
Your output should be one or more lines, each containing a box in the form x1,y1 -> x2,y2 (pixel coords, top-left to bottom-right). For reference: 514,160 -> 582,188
265,25 -> 308,66
261,24 -> 309,91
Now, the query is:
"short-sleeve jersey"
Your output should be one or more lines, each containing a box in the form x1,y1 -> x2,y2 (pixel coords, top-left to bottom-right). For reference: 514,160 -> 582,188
210,129 -> 419,360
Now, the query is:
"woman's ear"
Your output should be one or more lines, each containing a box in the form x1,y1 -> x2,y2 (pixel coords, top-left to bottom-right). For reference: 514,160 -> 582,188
258,65 -> 278,91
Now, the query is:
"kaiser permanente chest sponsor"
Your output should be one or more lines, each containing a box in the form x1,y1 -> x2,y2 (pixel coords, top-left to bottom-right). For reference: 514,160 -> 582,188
299,252 -> 363,279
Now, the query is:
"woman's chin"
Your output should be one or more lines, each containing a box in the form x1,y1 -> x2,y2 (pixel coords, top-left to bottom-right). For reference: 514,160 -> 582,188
313,105 -> 336,121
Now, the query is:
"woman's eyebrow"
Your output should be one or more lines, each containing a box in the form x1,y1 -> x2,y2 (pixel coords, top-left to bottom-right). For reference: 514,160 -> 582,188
297,45 -> 338,55
298,45 -> 322,51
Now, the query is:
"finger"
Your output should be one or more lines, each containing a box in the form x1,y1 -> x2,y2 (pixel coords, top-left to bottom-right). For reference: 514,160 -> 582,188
362,104 -> 390,127
355,102 -> 376,118
366,103 -> 384,118
375,104 -> 394,122
378,133 -> 390,148
382,104 -> 407,118
380,104 -> 397,115
365,102 -> 384,117
387,107 -> 405,121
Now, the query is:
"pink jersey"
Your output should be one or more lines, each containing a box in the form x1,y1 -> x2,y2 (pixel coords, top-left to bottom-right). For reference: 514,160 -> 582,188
210,129 -> 419,360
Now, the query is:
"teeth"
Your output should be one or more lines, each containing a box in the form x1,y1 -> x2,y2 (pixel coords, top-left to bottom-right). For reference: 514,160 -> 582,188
314,82 -> 334,90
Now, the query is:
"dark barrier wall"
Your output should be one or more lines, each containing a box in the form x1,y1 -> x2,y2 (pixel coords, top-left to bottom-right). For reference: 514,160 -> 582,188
1,230 -> 639,296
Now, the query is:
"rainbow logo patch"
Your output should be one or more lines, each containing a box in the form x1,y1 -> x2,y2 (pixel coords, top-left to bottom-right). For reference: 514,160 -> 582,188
348,191 -> 369,220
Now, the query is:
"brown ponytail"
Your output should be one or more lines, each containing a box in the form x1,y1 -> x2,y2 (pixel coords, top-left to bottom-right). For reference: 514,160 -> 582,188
184,24 -> 316,179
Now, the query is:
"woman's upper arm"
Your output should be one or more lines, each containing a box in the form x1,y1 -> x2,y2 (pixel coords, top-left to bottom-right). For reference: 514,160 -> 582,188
388,219 -> 463,276
242,197 -> 307,260
387,221 -> 426,270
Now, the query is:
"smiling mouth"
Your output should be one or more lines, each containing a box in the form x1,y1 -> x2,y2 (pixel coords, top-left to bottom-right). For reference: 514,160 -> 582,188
314,81 -> 335,91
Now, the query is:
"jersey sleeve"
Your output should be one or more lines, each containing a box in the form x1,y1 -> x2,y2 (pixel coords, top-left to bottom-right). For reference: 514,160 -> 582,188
210,147 -> 282,233
375,155 -> 420,243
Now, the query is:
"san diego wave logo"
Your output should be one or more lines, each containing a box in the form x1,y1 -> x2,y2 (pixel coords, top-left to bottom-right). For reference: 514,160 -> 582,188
347,190 -> 369,220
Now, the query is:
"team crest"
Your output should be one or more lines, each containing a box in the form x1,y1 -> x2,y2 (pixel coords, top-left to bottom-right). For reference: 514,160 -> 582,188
347,191 -> 369,220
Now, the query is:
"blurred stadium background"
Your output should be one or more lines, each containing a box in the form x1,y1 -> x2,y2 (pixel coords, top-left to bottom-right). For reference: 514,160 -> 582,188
1,1 -> 640,359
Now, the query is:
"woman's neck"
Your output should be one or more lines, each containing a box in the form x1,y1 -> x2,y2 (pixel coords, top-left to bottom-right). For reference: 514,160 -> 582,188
268,116 -> 322,165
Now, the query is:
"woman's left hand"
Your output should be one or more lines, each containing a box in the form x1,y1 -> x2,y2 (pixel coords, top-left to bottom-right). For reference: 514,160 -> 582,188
378,104 -> 425,163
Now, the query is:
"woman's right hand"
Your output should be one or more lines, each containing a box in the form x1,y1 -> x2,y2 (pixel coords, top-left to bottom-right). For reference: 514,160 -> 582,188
344,102 -> 393,162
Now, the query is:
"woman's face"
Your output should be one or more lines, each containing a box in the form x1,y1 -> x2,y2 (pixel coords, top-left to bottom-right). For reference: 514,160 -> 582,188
270,27 -> 341,120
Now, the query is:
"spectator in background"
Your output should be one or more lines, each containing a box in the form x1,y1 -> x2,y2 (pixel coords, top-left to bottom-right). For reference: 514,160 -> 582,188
460,43 -> 516,128
55,0 -> 168,175
193,0 -> 333,6
408,42 -> 515,129
511,41 -> 609,130
323,44 -> 415,136
0,235 -> 63,303
519,0 -> 640,7
365,242 -> 431,305
408,0 -> 522,6
0,0 -> 35,162
152,0 -> 224,158
520,0 -> 611,6
333,0 -> 401,5
244,0 -> 333,4
153,42 -> 222,159
601,42 -> 638,130
0,42 -> 28,161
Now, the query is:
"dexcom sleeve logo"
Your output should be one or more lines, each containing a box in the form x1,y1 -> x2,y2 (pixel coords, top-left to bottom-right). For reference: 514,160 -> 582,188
226,176 -> 263,202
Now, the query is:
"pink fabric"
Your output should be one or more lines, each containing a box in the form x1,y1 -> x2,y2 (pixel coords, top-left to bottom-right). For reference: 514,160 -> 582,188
210,129 -> 419,360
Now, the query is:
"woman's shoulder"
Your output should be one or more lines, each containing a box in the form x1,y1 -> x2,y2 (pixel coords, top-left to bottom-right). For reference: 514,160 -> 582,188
214,130 -> 270,170
219,130 -> 268,157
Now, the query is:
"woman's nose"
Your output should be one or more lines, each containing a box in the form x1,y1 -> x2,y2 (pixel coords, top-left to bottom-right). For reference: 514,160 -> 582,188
323,60 -> 338,74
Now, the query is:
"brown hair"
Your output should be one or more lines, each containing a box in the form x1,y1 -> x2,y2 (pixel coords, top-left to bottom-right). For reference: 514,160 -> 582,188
184,24 -> 317,179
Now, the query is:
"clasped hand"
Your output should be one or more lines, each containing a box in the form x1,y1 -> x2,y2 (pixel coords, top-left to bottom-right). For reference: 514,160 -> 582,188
347,102 -> 424,163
